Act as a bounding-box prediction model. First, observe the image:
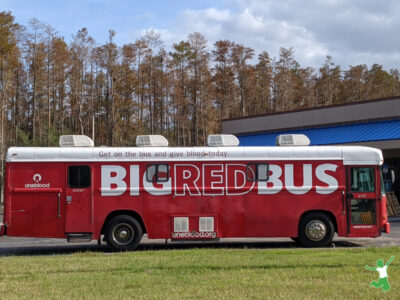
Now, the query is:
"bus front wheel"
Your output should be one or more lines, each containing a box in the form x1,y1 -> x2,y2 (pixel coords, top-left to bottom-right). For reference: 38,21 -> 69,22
298,212 -> 334,247
105,215 -> 143,251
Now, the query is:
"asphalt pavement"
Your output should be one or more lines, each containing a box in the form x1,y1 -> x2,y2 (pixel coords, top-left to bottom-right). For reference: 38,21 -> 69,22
0,216 -> 398,256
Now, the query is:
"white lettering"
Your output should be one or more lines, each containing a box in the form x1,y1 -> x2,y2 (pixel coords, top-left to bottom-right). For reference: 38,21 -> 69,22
101,165 -> 127,196
172,232 -> 217,238
97,162 -> 339,197
24,183 -> 51,188
130,165 -> 140,196
258,164 -> 282,194
285,164 -> 312,195
316,164 -> 338,194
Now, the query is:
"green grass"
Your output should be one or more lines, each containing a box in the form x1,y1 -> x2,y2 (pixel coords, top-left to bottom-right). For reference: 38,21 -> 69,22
0,247 -> 399,299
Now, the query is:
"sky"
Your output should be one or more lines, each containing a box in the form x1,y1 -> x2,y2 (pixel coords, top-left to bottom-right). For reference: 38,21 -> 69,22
2,0 -> 400,70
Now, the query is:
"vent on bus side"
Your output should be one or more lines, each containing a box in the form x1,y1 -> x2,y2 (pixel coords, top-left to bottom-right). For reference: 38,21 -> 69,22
59,135 -> 94,147
207,134 -> 239,147
199,217 -> 214,232
136,135 -> 169,147
276,134 -> 310,146
174,217 -> 189,232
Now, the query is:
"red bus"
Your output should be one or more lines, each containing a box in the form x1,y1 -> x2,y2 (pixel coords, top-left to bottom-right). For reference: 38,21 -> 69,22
1,134 -> 390,249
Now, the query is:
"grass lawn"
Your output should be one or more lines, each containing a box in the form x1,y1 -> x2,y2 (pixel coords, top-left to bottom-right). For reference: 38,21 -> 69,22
0,246 -> 398,299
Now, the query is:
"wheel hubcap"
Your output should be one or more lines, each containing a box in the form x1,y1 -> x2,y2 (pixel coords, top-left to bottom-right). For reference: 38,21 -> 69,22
112,223 -> 134,245
305,220 -> 327,241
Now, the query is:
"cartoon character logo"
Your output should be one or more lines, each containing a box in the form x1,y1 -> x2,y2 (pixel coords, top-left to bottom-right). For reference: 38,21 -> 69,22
365,256 -> 394,292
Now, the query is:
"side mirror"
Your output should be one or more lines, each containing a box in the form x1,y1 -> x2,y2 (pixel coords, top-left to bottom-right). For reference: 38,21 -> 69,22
391,169 -> 395,184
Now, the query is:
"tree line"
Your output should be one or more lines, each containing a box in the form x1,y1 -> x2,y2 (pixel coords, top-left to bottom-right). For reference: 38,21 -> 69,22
1,10 -> 400,155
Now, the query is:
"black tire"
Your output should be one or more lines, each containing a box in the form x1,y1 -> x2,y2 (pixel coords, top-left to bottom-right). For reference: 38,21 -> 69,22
105,215 -> 143,251
298,212 -> 334,248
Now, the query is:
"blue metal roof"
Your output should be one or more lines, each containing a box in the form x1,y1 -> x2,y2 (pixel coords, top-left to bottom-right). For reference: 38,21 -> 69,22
238,119 -> 400,146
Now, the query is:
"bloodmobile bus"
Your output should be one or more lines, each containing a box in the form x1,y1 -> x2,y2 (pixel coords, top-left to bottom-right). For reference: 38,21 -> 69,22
0,134 -> 390,250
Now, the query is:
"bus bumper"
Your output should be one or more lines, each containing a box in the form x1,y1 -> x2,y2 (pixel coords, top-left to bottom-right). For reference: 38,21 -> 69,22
383,222 -> 390,234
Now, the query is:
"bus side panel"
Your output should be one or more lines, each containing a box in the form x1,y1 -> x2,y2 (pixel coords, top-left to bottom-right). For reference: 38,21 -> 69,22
243,161 -> 345,238
256,192 -> 345,237
139,161 -> 247,239
6,162 -> 66,238
91,161 -> 248,239
92,163 -> 145,239
92,160 -> 346,240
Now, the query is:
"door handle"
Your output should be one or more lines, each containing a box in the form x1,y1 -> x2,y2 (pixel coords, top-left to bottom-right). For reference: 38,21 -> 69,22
342,190 -> 345,215
66,196 -> 72,204
57,193 -> 61,219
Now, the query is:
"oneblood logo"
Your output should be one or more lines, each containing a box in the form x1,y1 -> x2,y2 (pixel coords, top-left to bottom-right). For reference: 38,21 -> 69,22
172,232 -> 217,239
101,163 -> 339,196
25,173 -> 51,188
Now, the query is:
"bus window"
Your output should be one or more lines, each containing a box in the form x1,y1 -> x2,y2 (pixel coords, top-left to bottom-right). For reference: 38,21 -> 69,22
246,163 -> 269,182
146,164 -> 169,182
68,165 -> 91,188
350,199 -> 376,225
146,165 -> 157,182
157,164 -> 169,182
350,167 -> 375,192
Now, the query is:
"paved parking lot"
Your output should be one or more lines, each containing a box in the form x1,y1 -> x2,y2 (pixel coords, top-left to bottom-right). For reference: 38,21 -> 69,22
0,216 -> 398,256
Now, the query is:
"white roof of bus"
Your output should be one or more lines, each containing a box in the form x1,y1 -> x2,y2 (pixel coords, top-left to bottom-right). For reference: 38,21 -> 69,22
6,145 -> 383,166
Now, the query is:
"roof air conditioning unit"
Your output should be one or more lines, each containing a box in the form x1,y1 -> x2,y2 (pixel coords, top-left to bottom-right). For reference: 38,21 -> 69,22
59,135 -> 94,147
207,134 -> 239,147
136,135 -> 169,147
276,134 -> 310,146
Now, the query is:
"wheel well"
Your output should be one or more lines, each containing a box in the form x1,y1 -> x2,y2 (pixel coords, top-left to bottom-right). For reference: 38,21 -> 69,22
299,210 -> 338,233
101,210 -> 147,235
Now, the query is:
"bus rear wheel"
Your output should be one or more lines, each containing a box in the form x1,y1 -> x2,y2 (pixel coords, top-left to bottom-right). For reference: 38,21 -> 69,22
298,213 -> 334,247
105,215 -> 143,251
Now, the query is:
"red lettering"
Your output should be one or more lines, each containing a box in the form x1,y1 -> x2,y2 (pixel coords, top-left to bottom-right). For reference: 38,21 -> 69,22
174,164 -> 201,196
226,164 -> 254,195
203,164 -> 224,195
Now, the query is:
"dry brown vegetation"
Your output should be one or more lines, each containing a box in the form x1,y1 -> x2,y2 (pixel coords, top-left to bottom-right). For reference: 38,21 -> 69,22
1,11 -> 400,183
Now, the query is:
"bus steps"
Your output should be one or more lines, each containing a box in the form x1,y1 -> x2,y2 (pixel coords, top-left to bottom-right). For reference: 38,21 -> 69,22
67,233 -> 92,243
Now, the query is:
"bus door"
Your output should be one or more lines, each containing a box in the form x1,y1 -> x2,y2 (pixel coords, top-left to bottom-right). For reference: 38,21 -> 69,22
65,165 -> 93,233
7,162 -> 65,237
346,166 -> 379,236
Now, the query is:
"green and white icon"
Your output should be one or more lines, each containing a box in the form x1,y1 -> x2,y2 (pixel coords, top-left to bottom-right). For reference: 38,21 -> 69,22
365,256 -> 394,292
